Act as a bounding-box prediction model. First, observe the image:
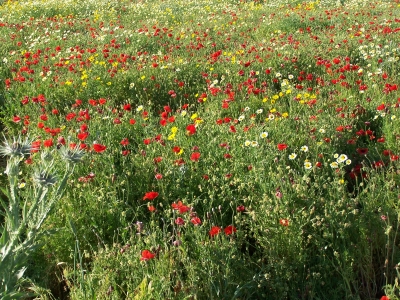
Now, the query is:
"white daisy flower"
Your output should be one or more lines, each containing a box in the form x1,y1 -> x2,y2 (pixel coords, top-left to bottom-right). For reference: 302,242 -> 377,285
337,154 -> 348,163
304,161 -> 312,170
300,145 -> 309,152
330,162 -> 339,168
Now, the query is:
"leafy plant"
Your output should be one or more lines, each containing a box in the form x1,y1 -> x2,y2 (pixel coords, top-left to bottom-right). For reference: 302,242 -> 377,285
0,136 -> 82,299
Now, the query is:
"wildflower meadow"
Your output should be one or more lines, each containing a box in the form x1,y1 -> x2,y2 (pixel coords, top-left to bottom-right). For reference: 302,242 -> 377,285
0,0 -> 399,299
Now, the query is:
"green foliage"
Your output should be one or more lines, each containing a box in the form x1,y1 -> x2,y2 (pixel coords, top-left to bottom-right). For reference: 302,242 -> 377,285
0,0 -> 399,298
0,138 -> 80,298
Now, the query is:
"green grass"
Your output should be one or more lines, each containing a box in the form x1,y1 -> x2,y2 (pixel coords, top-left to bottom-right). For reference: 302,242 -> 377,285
0,0 -> 399,299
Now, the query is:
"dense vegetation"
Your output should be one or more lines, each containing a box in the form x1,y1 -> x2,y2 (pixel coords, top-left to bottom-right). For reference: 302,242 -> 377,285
0,0 -> 399,299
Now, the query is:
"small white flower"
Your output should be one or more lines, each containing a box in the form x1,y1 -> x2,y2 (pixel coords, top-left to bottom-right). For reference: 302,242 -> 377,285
251,141 -> 258,147
244,140 -> 251,147
319,128 -> 326,134
304,161 -> 312,170
288,74 -> 294,80
345,159 -> 352,165
136,105 -> 143,112
256,109 -> 263,114
337,154 -> 348,163
260,132 -> 268,139
244,107 -> 250,112
300,145 -> 309,152
330,162 -> 339,168
238,115 -> 245,122
289,153 -> 297,160
268,114 -> 275,121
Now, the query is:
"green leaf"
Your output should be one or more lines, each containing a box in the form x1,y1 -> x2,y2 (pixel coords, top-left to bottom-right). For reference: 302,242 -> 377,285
133,277 -> 148,300
68,218 -> 77,236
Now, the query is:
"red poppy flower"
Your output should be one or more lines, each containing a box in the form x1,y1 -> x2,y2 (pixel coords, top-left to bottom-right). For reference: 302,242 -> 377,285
120,138 -> 129,146
279,219 -> 289,226
129,119 -> 136,125
155,173 -> 163,180
356,148 -> 369,155
123,103 -> 131,111
209,226 -> 221,237
236,205 -> 246,212
277,143 -> 287,151
140,249 -> 155,261
77,132 -> 89,141
190,152 -> 201,162
377,137 -> 385,143
143,191 -> 159,201
191,217 -> 202,226
224,225 -> 237,235
186,124 -> 196,135
376,103 -> 386,111
383,149 -> 392,156
336,125 -> 344,132
31,140 -> 41,153
93,143 -> 106,153
13,115 -> 21,123
122,150 -> 130,156
175,217 -> 185,225
43,139 -> 53,148
172,201 -> 190,213
174,158 -> 185,165
25,157 -> 33,165
148,205 -> 156,212
65,112 -> 76,121
172,146 -> 181,153
143,138 -> 151,145
57,136 -> 65,145
154,157 -> 163,164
